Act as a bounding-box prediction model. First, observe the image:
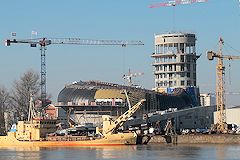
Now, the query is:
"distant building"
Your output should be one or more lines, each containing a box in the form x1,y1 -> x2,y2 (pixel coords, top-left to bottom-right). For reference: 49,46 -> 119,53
200,93 -> 216,106
44,104 -> 67,124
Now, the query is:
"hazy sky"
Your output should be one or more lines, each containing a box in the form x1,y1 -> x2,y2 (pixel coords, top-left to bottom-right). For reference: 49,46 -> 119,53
0,0 -> 240,106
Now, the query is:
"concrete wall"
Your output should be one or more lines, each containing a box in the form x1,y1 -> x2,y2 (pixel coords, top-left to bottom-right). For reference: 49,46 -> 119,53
126,105 -> 216,131
150,134 -> 240,144
149,105 -> 215,131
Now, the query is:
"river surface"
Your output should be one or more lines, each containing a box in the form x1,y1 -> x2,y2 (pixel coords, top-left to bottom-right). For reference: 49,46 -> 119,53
0,144 -> 240,160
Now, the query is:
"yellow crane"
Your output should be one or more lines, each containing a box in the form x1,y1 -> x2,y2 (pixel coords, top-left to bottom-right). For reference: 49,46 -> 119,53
102,98 -> 146,135
207,37 -> 240,133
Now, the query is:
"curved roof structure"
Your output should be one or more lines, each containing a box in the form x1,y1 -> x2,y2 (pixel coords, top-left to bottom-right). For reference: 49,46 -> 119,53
57,80 -> 196,112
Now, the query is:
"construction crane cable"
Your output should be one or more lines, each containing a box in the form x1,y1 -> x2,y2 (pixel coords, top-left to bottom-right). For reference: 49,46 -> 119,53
224,41 -> 240,54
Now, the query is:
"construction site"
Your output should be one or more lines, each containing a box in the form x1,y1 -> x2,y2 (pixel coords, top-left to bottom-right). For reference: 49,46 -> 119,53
3,30 -> 240,145
1,0 -> 240,146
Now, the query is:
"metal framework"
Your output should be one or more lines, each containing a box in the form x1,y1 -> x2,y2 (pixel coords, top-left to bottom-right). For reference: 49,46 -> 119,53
207,38 -> 240,132
122,69 -> 144,87
5,37 -> 144,109
149,0 -> 207,8
103,98 -> 146,135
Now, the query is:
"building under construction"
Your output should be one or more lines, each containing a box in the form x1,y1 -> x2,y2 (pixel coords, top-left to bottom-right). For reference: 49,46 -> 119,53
54,32 -> 204,127
55,80 -> 197,126
152,33 -> 200,106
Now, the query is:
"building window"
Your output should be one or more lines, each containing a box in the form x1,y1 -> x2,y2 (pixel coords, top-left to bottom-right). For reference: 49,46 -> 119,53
169,65 -> 172,71
181,64 -> 185,71
180,43 -> 184,53
180,73 -> 185,77
181,80 -> 185,86
187,72 -> 190,78
193,64 -> 196,70
164,65 -> 167,71
164,73 -> 167,78
186,55 -> 191,62
187,64 -> 191,71
187,80 -> 191,86
180,55 -> 184,62
169,81 -> 173,87
193,73 -> 196,79
164,81 -> 168,86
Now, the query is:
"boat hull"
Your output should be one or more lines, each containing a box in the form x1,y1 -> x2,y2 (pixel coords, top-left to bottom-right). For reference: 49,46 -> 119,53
0,132 -> 137,147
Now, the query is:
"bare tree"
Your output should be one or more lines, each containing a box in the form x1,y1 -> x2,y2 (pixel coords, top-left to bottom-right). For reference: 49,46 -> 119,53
11,69 -> 40,120
0,86 -> 10,134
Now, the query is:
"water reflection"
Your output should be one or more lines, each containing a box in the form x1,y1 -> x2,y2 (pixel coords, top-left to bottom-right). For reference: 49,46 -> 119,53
0,144 -> 240,160
0,147 -> 41,160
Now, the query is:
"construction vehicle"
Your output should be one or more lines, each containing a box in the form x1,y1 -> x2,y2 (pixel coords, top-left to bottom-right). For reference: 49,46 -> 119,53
5,37 -> 144,109
207,37 -> 240,133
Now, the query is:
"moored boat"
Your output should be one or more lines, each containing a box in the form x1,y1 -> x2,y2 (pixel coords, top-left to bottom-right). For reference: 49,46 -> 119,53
0,98 -> 146,147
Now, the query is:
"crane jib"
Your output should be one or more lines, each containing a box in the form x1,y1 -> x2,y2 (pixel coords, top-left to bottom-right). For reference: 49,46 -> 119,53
4,37 -> 144,109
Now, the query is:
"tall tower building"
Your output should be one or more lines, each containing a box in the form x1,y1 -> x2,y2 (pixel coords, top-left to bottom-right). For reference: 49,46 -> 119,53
152,33 -> 198,92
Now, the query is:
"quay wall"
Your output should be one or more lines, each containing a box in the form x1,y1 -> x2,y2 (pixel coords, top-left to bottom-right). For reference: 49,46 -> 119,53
149,134 -> 240,144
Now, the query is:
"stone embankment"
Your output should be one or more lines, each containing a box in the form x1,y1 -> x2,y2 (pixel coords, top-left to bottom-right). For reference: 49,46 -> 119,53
149,134 -> 240,144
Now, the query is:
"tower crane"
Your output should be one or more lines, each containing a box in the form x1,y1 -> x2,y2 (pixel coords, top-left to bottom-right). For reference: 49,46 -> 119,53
149,0 -> 207,8
5,37 -> 144,108
122,68 -> 144,87
207,37 -> 240,133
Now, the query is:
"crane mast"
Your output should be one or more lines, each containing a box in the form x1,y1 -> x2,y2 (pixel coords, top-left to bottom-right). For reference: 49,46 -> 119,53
5,37 -> 144,109
207,38 -> 240,133
216,38 -> 226,132
40,46 -> 47,107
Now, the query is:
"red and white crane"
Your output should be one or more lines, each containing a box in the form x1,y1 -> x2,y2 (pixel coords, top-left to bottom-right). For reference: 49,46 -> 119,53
149,0 -> 207,8
123,69 -> 144,86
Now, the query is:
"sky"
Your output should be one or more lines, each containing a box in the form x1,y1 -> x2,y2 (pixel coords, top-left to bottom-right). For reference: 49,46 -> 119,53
0,0 -> 240,106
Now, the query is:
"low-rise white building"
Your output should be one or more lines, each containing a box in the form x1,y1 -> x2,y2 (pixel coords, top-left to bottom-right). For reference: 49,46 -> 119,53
214,106 -> 240,126
200,93 -> 215,106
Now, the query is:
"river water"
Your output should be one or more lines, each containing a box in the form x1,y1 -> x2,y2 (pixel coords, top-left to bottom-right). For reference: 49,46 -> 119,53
0,144 -> 240,160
